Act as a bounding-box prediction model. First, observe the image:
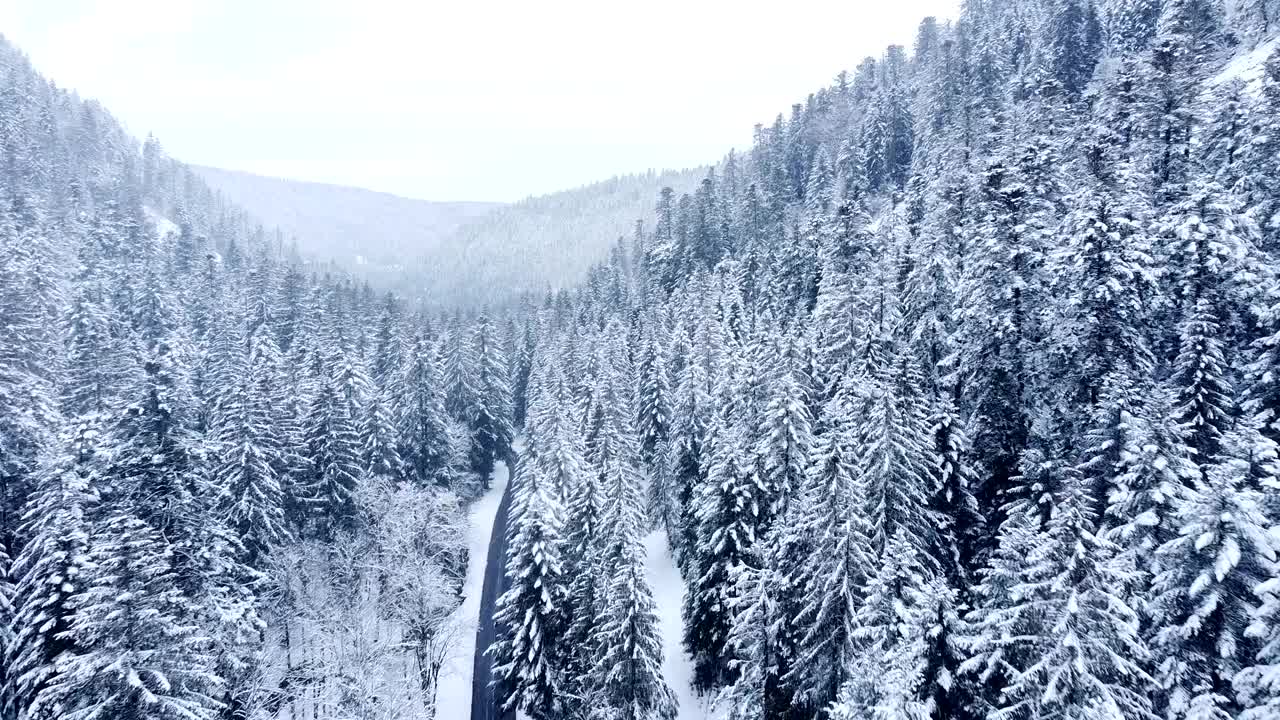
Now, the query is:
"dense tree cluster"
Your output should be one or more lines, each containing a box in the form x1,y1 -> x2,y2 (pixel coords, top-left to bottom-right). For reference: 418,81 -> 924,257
0,36 -> 515,720
493,1 -> 1280,718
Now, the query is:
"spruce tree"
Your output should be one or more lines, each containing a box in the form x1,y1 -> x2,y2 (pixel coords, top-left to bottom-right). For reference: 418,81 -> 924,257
831,530 -> 932,720
1171,298 -> 1235,472
662,324 -> 710,574
0,538 -> 13,720
29,511 -> 222,720
469,314 -> 514,488
1237,574 -> 1280,719
590,482 -> 677,720
1149,449 -> 1279,719
398,337 -> 455,488
683,408 -> 760,692
785,393 -> 873,716
636,328 -> 670,467
3,417 -> 98,720
213,327 -> 291,566
302,368 -> 362,539
492,454 -> 569,719
987,470 -> 1155,720
755,334 -> 814,523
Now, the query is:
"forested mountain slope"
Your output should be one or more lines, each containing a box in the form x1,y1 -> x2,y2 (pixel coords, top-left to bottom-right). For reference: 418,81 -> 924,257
492,2 -> 1280,720
0,31 -> 523,720
396,168 -> 706,307
192,164 -> 500,270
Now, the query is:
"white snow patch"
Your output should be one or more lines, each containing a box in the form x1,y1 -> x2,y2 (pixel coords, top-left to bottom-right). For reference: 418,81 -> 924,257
1213,36 -> 1279,95
144,206 -> 180,239
435,459 -> 511,720
643,530 -> 722,720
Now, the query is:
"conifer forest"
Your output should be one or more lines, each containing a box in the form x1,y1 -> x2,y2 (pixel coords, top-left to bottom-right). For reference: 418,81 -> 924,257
8,1 -> 1280,719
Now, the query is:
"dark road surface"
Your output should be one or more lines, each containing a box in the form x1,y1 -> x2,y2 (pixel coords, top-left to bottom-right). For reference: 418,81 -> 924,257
471,451 -> 519,720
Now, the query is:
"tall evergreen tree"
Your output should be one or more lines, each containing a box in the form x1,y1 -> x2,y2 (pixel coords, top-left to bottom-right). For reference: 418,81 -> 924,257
3,418 -> 98,720
302,368 -> 362,539
398,337 -> 456,489
1149,446 -> 1279,719
784,393 -> 873,716
28,511 -> 222,720
213,327 -> 291,566
492,452 -> 569,719
469,314 -> 514,488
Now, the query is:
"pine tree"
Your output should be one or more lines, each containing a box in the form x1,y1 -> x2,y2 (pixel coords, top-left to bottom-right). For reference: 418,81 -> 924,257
962,509 -> 1043,715
1171,298 -> 1235,472
359,383 -> 402,483
719,548 -> 793,720
984,469 -> 1156,720
636,328 -> 670,467
662,323 -> 710,574
1105,387 -> 1197,582
1057,155 -> 1157,415
0,537 -> 13,720
683,407 -> 761,692
398,337 -> 456,488
61,279 -> 137,418
915,576 -> 979,720
755,335 -> 814,524
591,515 -> 678,720
512,317 -> 537,429
562,460 -> 606,709
831,530 -> 932,720
960,156 -> 1050,550
0,194 -> 60,623
928,399 -> 984,590
443,317 -> 479,422
1237,573 -> 1280,719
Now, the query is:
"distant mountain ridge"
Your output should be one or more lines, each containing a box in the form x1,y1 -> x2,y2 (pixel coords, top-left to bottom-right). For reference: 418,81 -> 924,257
191,164 -> 502,267
196,163 -> 708,307
403,167 -> 707,307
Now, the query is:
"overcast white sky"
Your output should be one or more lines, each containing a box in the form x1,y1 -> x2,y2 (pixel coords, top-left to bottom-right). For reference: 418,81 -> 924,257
0,0 -> 958,202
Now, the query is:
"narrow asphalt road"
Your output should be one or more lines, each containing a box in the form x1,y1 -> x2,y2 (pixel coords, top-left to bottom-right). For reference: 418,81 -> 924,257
471,450 -> 519,720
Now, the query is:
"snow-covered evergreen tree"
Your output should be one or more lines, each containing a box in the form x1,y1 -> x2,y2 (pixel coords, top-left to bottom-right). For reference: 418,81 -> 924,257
637,327 -> 670,467
398,336 -> 457,489
1149,448 -> 1279,719
785,392 -> 873,716
213,326 -> 291,566
492,462 -> 569,719
3,418 -> 98,720
469,313 -> 514,488
302,366 -> 362,540
590,485 -> 678,720
28,511 -> 222,720
984,468 -> 1155,719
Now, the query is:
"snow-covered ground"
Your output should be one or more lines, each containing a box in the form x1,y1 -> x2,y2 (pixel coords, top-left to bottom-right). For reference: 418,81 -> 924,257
144,206 -> 180,239
1213,35 -> 1280,95
435,460 -> 511,719
643,530 -> 720,720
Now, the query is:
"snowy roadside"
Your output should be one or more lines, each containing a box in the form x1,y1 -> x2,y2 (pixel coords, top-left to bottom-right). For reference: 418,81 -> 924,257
435,460 -> 511,719
643,530 -> 721,720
